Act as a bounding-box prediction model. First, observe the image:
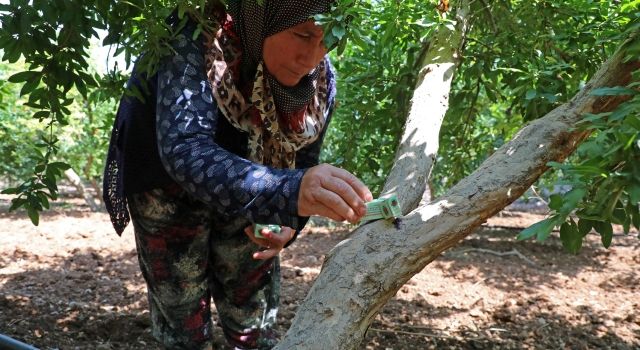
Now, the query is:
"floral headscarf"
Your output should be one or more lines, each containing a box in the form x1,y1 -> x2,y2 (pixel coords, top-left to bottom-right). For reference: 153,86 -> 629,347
204,0 -> 334,169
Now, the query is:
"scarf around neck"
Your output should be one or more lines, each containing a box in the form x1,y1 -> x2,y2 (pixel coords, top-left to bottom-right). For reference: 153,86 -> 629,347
203,0 -> 333,169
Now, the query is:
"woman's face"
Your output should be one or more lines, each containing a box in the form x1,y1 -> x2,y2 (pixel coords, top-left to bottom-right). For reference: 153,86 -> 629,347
263,20 -> 328,87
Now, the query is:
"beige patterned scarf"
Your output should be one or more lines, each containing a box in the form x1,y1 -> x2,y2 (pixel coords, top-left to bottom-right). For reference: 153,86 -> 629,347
203,22 -> 329,169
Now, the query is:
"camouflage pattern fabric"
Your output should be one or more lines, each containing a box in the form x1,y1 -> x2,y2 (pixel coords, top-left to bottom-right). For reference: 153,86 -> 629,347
129,183 -> 279,350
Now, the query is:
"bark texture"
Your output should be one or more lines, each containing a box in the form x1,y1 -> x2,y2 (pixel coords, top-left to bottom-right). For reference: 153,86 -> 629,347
380,1 -> 470,212
276,34 -> 639,350
64,168 -> 101,212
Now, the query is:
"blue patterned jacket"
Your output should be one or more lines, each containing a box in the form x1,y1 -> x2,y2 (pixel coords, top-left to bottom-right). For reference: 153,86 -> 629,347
103,20 -> 336,235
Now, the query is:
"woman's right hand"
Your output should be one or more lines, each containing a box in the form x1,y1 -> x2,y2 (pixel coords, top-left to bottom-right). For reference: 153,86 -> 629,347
298,164 -> 373,224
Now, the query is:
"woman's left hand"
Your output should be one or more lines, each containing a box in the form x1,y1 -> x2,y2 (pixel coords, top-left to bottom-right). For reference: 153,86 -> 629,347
244,225 -> 296,260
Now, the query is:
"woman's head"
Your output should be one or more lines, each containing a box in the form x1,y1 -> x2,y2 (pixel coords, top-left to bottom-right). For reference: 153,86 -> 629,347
262,20 -> 327,87
228,0 -> 332,86
207,0 -> 337,168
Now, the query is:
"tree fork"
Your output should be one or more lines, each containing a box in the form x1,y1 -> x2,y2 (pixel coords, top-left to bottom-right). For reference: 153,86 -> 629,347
380,0 -> 471,211
276,27 -> 639,350
277,0 -> 473,348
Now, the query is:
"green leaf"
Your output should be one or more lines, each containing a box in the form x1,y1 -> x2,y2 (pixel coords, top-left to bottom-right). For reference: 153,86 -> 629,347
75,77 -> 87,98
32,110 -> 50,120
610,103 -> 637,122
1,187 -> 21,195
547,161 -> 565,169
192,25 -> 202,41
124,85 -> 146,104
581,112 -> 609,123
27,208 -> 40,226
9,198 -> 28,212
48,162 -> 71,171
332,24 -> 347,39
559,188 -> 587,215
323,31 -> 339,51
20,76 -> 41,96
525,89 -> 537,100
577,218 -> 593,236
517,216 -> 558,241
35,164 -> 46,173
624,115 -> 640,131
560,222 -> 582,254
633,211 -> 640,231
8,70 -> 39,83
36,192 -> 50,210
591,86 -> 638,96
623,216 -> 631,235
593,221 -> 613,248
337,35 -> 348,55
611,207 -> 627,225
629,183 -> 640,203
549,194 -> 563,211
621,0 -> 640,11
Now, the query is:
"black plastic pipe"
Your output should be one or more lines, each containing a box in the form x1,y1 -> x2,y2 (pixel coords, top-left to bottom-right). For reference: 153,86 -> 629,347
0,334 -> 39,350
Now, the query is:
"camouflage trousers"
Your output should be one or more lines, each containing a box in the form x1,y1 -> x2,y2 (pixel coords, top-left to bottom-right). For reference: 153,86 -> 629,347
128,184 -> 280,350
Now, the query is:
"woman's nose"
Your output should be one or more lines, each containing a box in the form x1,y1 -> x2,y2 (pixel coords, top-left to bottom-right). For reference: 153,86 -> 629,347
298,38 -> 327,69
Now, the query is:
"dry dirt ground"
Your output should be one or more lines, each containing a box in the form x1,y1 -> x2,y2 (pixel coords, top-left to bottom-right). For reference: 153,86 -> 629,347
0,194 -> 639,350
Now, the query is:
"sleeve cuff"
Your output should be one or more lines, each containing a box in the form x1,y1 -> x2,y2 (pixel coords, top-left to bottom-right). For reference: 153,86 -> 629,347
283,167 -> 310,231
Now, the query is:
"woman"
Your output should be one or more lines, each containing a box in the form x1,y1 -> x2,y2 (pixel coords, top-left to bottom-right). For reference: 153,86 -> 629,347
103,1 -> 372,349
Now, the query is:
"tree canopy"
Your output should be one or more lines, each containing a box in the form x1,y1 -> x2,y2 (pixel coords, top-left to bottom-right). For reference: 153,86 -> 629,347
0,0 -> 638,253
1,1 -> 640,349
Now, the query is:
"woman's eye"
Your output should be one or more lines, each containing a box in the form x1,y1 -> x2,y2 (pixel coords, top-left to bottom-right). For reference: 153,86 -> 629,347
294,32 -> 311,39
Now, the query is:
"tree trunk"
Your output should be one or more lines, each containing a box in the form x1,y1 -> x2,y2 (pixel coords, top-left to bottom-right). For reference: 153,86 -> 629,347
380,0 -> 470,211
276,31 -> 639,350
90,178 -> 103,204
64,168 -> 102,212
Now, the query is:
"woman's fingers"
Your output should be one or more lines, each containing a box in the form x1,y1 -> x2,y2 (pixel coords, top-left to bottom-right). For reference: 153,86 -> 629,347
320,176 -> 367,218
244,225 -> 296,260
252,247 -> 281,260
244,226 -> 267,247
330,166 -> 374,203
308,184 -> 359,222
262,227 -> 294,247
298,164 -> 372,223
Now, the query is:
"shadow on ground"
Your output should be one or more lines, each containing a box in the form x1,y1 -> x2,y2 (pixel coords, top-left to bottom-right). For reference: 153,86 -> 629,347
365,296 -> 638,350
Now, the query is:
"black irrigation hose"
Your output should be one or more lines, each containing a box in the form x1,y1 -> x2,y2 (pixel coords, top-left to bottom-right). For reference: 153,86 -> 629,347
0,334 -> 39,350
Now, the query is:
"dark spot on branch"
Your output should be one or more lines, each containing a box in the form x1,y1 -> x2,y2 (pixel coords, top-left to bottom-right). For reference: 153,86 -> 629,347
393,218 -> 401,230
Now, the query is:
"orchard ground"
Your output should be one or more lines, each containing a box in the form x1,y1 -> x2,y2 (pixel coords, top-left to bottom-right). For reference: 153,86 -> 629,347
0,192 -> 638,350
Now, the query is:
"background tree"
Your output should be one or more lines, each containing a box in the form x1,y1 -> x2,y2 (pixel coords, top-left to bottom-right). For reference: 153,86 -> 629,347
277,22 -> 640,350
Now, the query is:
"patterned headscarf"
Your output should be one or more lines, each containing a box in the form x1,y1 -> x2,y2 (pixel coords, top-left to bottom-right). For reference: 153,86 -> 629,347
204,0 -> 334,169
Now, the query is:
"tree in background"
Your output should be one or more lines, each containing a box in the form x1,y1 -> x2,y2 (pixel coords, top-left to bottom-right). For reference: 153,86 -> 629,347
0,53 -> 118,215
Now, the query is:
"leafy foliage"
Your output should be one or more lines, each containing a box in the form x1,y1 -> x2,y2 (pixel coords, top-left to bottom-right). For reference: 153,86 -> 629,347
321,0 -> 639,252
321,0 -> 437,195
434,1 -> 635,193
0,0 -> 638,253
0,63 -> 42,182
0,60 -> 117,224
517,67 -> 640,252
514,16 -> 640,252
0,0 -> 208,223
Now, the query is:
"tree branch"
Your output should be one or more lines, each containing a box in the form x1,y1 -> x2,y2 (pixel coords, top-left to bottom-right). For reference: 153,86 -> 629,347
380,0 -> 472,210
276,31 -> 639,350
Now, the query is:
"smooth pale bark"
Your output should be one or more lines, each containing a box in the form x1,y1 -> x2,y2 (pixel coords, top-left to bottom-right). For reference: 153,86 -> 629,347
276,34 -> 639,350
380,1 -> 470,212
64,168 -> 101,212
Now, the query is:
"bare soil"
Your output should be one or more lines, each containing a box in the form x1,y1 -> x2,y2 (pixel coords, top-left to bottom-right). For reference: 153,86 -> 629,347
0,195 -> 638,350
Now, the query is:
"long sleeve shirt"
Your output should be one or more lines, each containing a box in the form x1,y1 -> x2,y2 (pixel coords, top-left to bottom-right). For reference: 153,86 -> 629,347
103,20 -> 336,235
